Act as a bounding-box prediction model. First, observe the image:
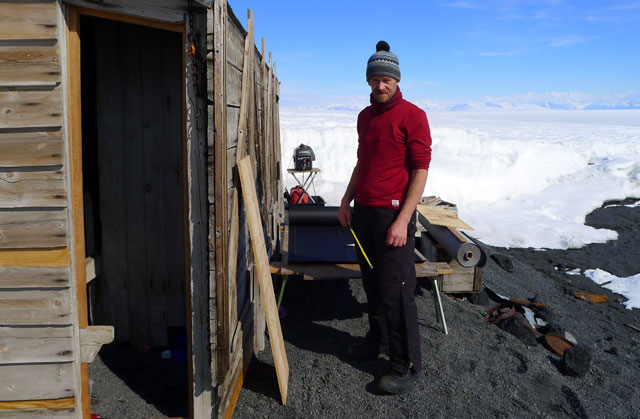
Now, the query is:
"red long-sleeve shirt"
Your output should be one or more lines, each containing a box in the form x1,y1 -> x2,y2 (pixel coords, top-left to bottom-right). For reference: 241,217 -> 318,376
355,87 -> 432,210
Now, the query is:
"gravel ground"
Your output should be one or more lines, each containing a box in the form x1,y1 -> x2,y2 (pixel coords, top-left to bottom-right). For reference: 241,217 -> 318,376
235,200 -> 640,419
90,200 -> 640,418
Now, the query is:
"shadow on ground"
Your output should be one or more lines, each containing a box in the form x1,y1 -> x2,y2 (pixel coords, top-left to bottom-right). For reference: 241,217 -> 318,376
94,342 -> 189,417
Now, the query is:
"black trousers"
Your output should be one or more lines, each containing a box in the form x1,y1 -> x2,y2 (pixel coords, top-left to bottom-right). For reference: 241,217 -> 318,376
352,202 -> 422,374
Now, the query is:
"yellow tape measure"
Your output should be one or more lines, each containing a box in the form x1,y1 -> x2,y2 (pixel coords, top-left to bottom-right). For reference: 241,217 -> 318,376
349,227 -> 373,270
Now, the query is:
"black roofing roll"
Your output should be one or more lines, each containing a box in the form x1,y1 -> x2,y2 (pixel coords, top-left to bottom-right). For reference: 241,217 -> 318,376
418,213 -> 484,267
289,205 -> 340,226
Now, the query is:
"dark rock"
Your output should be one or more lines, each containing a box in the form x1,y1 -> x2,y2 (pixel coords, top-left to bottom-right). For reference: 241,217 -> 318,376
468,290 -> 491,306
491,253 -> 514,272
498,315 -> 538,347
536,306 -> 554,323
562,346 -> 592,377
605,347 -> 618,356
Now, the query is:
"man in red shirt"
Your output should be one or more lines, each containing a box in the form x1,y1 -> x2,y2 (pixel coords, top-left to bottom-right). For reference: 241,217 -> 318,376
338,40 -> 432,394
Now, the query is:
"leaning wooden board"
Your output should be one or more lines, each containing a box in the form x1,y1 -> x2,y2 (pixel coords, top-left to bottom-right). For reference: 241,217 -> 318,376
417,204 -> 473,230
237,156 -> 289,405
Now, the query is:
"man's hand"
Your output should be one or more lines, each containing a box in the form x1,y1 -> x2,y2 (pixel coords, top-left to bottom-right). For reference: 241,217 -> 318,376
338,202 -> 352,227
386,218 -> 408,247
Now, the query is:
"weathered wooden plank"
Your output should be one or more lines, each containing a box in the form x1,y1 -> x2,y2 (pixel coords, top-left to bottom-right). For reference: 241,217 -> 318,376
0,326 -> 73,364
0,45 -> 61,87
226,106 -> 240,150
225,64 -> 242,108
0,289 -> 72,326
0,209 -> 67,249
189,9 -> 214,417
213,0 -> 230,379
225,17 -> 246,74
227,188 -> 239,349
237,156 -> 288,405
0,170 -> 65,208
62,0 -> 188,24
0,3 -> 58,41
0,363 -> 74,401
0,397 -> 74,411
0,89 -> 62,129
0,130 -> 63,167
0,407 -> 75,419
0,247 -> 70,268
269,261 -> 454,280
0,266 -> 69,288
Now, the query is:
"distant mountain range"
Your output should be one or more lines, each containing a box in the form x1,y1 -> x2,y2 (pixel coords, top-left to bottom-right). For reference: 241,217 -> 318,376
438,99 -> 640,112
323,100 -> 640,112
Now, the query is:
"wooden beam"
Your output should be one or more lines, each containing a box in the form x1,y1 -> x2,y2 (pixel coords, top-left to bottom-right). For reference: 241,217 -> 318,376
64,2 -> 187,28
213,0 -> 230,379
186,9 -> 214,419
237,155 -> 288,406
85,256 -> 96,284
79,326 -> 114,363
63,7 -> 89,419
269,261 -> 454,280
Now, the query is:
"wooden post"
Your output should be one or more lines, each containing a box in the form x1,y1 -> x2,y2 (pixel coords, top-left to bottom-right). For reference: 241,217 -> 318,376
63,6 -> 89,418
213,0 -> 229,380
237,156 -> 289,406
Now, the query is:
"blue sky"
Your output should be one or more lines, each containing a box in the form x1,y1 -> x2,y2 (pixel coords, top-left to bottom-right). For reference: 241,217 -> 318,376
227,1 -> 640,108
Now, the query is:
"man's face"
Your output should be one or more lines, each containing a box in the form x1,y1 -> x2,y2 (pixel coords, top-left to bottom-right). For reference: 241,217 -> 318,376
368,76 -> 398,103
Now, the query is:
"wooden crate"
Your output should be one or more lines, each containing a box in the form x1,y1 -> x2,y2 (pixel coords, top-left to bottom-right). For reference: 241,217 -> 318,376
438,259 -> 483,294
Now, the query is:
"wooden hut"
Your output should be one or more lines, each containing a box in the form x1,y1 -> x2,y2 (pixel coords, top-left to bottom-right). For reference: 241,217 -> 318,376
0,0 -> 282,417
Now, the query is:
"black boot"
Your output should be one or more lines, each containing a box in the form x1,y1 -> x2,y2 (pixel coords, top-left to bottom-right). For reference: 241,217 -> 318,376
377,370 -> 418,394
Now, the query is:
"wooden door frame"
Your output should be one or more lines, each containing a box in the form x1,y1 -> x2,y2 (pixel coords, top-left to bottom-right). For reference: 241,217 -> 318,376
63,5 -> 207,419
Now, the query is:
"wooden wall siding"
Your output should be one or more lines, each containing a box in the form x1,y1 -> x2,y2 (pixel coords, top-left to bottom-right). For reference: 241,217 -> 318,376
208,3 -> 283,416
0,248 -> 70,268
0,2 -> 58,41
0,289 -> 72,326
88,18 -> 185,347
0,89 -> 63,130
0,45 -> 61,87
0,209 -> 68,249
0,407 -> 75,418
0,170 -> 66,208
0,266 -> 70,288
0,0 -> 78,414
0,326 -> 73,364
0,130 -> 64,168
0,364 -> 74,401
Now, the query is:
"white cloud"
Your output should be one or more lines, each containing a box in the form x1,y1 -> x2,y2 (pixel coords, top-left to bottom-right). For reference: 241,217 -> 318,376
442,1 -> 484,9
548,35 -> 587,47
608,2 -> 640,10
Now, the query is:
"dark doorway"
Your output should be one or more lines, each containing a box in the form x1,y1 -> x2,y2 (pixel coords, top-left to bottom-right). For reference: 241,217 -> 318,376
79,14 -> 188,417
